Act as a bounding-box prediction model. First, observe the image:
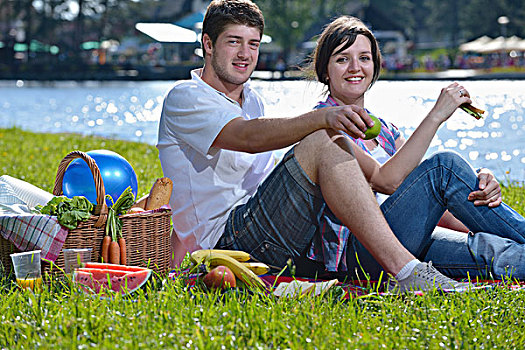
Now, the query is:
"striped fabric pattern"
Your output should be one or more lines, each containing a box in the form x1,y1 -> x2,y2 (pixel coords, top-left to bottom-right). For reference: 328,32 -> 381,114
308,96 -> 401,272
0,214 -> 68,262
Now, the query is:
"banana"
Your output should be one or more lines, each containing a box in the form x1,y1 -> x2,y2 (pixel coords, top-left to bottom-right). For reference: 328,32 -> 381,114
190,249 -> 251,264
205,253 -> 266,290
242,262 -> 270,275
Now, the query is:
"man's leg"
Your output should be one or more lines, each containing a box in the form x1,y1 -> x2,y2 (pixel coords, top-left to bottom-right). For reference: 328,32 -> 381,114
170,229 -> 188,268
294,129 -> 413,276
216,129 -> 462,291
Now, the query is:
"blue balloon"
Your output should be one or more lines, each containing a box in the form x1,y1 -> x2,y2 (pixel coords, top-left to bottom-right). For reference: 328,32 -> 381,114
62,150 -> 138,207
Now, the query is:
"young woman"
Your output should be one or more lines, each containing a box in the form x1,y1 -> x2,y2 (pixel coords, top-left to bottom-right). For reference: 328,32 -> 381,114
306,16 -> 525,281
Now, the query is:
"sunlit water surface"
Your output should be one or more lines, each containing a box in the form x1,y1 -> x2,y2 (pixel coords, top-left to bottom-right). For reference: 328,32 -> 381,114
1,79 -> 524,182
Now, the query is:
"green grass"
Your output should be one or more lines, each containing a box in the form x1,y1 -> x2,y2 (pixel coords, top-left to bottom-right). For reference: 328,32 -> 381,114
2,127 -> 525,349
0,127 -> 163,197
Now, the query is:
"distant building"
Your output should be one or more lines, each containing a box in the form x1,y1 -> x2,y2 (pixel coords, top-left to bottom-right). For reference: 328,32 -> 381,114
141,0 -> 208,22
301,2 -> 408,62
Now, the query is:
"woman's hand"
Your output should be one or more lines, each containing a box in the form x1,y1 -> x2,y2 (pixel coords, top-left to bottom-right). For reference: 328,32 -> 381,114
428,82 -> 472,123
325,105 -> 374,139
468,168 -> 502,207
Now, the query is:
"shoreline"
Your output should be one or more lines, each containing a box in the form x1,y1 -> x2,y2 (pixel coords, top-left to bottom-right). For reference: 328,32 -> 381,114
380,69 -> 525,81
3,127 -> 524,185
2,68 -> 525,83
253,68 -> 525,81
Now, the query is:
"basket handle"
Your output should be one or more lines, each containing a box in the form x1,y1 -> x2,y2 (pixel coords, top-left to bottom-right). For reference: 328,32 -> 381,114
53,151 -> 108,228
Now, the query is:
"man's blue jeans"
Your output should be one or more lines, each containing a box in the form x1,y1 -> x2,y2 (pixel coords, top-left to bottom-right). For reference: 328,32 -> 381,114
347,151 -> 525,280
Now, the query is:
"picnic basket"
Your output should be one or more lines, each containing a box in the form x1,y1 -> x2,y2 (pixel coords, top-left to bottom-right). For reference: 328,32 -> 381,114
0,151 -> 172,276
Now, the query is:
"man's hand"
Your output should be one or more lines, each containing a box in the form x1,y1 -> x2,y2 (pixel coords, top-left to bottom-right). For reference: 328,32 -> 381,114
468,168 -> 502,207
325,105 -> 374,139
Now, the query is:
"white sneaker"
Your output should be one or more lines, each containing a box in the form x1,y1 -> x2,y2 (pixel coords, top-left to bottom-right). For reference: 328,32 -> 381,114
387,261 -> 469,293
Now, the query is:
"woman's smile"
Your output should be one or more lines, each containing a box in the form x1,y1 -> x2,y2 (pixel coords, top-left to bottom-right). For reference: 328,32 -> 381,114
327,34 -> 374,106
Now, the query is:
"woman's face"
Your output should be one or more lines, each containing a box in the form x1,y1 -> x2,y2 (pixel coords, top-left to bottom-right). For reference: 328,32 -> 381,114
326,34 -> 374,107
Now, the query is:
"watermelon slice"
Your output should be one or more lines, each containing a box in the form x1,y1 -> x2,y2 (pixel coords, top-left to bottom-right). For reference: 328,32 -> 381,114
78,267 -> 133,280
73,265 -> 152,295
83,262 -> 147,272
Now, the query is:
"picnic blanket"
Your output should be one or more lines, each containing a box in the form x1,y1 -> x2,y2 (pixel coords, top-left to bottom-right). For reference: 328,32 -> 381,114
0,207 -> 68,263
169,268 -> 525,298
0,175 -> 66,262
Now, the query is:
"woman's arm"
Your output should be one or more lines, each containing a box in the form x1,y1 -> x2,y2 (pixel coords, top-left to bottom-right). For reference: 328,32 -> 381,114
354,82 -> 472,194
437,210 -> 470,232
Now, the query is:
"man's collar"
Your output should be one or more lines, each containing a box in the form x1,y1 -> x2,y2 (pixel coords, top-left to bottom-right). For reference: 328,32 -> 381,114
190,68 -> 252,106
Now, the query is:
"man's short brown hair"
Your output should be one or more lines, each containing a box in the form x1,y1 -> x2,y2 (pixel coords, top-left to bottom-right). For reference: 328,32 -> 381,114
202,0 -> 264,51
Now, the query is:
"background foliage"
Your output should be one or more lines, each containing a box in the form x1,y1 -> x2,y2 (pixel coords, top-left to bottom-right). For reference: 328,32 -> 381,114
256,0 -> 524,50
2,0 -> 525,62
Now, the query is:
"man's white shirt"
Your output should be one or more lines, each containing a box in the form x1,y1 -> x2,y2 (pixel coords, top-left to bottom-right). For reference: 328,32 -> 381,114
157,69 -> 275,252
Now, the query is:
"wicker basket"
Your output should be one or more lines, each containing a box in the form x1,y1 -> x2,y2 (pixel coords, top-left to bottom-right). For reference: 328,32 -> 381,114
0,151 -> 172,276
0,237 -> 16,275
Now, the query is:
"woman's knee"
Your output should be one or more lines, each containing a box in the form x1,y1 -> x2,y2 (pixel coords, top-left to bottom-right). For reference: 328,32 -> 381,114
427,150 -> 473,171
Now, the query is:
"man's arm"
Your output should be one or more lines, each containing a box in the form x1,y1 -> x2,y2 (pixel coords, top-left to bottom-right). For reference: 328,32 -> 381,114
212,105 -> 374,153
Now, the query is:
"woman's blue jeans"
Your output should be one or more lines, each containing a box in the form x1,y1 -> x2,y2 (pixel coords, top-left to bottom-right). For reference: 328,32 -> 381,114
347,151 -> 525,280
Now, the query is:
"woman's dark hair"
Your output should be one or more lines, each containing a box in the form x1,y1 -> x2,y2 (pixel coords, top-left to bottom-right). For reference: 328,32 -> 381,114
312,16 -> 382,89
202,0 -> 264,53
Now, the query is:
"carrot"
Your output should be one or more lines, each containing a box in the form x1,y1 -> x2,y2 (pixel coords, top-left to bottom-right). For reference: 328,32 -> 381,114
101,235 -> 111,263
118,237 -> 127,265
109,240 -> 121,265
104,188 -> 134,266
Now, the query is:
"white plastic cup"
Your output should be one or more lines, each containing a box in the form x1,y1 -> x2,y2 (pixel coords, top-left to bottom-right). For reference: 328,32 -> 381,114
63,248 -> 92,273
10,250 -> 42,290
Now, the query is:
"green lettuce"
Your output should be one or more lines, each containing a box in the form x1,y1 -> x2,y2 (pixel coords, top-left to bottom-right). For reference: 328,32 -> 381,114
36,196 -> 94,230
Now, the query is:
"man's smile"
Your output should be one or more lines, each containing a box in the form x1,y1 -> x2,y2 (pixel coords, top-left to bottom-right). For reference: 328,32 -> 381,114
233,62 -> 250,70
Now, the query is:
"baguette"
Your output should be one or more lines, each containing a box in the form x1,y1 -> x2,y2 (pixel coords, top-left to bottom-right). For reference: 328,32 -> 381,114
145,177 -> 173,210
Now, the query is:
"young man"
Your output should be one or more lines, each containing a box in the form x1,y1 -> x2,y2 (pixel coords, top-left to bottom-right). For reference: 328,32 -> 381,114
157,0 -> 464,292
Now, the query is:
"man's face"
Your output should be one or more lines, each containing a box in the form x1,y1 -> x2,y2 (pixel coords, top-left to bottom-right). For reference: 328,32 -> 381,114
204,24 -> 261,88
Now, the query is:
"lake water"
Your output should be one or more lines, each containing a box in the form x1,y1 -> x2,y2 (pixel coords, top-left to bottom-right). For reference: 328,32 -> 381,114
1,79 -> 524,182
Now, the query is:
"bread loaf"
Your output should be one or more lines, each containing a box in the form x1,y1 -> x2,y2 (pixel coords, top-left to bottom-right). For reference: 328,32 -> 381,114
145,177 -> 173,210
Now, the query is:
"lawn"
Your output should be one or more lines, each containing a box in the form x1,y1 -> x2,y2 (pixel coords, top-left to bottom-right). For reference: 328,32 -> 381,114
1,127 -> 525,349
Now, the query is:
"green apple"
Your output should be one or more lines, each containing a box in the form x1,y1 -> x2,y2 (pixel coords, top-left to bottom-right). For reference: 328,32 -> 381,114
363,114 -> 381,140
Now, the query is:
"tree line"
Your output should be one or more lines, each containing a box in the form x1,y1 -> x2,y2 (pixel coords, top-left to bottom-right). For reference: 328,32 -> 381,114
257,0 -> 525,60
1,0 -> 524,66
